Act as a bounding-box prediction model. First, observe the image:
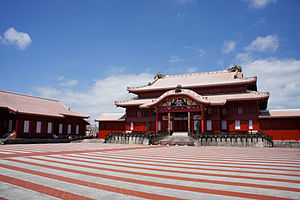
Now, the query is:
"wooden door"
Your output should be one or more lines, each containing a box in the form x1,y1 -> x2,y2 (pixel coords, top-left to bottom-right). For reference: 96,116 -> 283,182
175,120 -> 188,132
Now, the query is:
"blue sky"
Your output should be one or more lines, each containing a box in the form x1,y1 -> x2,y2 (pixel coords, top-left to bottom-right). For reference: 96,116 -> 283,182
1,0 -> 300,122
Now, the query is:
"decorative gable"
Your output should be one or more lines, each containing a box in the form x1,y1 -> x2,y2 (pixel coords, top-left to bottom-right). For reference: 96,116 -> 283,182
160,96 -> 199,107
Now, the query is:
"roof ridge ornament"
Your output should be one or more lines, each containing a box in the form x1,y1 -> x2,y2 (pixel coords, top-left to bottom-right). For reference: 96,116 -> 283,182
227,65 -> 242,72
154,72 -> 166,79
175,84 -> 182,93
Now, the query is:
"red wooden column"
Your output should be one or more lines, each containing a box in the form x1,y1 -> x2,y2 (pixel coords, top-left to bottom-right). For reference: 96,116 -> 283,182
155,111 -> 159,133
201,107 -> 206,133
168,112 -> 171,135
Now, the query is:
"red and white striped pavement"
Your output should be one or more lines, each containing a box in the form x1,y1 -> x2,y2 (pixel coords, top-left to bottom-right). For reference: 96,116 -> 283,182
0,143 -> 299,200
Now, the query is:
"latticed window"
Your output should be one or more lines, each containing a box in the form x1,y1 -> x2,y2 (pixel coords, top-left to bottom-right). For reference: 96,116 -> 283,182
130,122 -> 134,130
221,120 -> 227,130
158,121 -> 161,131
207,107 -> 212,115
47,122 -> 52,134
235,120 -> 240,130
24,120 -> 29,133
221,107 -> 227,115
238,107 -> 243,115
76,125 -> 80,134
249,120 -> 253,130
137,110 -> 142,117
68,124 -> 72,134
207,120 -> 212,131
36,121 -> 41,133
59,124 -> 63,134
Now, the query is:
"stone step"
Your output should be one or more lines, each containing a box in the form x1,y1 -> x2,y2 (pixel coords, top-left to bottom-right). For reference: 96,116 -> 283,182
162,135 -> 194,142
152,141 -> 195,146
172,132 -> 188,136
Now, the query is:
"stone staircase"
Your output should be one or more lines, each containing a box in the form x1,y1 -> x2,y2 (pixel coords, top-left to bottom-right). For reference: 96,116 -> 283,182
152,132 -> 196,146
172,132 -> 188,136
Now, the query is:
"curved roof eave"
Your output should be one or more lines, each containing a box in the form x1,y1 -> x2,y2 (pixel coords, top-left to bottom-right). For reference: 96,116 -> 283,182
139,89 -> 212,108
225,96 -> 269,102
115,101 -> 144,108
17,111 -> 64,118
128,77 -> 257,93
60,113 -> 90,119
116,104 -> 143,108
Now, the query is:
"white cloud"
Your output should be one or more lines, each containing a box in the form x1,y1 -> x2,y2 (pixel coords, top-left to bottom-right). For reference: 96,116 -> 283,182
59,80 -> 79,87
222,40 -> 237,54
235,33 -> 300,110
187,67 -> 198,73
35,86 -> 61,98
245,34 -> 279,53
1,27 -> 32,50
34,73 -> 154,123
235,52 -> 253,64
245,0 -> 277,9
168,56 -> 185,63
243,58 -> 300,109
58,76 -> 64,81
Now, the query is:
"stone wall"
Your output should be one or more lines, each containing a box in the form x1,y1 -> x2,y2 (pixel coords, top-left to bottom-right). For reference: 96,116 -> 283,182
273,141 -> 300,148
104,132 -> 274,147
196,136 -> 272,147
105,132 -> 149,145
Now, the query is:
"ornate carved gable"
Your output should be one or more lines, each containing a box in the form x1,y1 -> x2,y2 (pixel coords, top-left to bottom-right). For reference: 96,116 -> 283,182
160,96 -> 199,107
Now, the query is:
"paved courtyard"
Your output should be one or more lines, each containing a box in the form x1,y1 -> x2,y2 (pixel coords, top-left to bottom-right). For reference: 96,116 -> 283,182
0,143 -> 299,200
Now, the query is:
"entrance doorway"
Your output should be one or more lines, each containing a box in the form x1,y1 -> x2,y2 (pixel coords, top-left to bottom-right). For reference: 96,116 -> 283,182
173,113 -> 188,132
160,112 -> 202,133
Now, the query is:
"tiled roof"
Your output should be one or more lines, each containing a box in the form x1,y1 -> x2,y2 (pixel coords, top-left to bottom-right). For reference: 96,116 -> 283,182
259,109 -> 300,118
115,97 -> 156,107
0,90 -> 89,118
205,91 -> 269,105
116,89 -> 269,108
95,113 -> 126,122
127,70 -> 256,93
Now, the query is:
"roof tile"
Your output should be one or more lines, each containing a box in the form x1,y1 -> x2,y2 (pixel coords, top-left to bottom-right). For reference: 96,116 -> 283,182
95,113 -> 126,122
128,70 -> 256,92
0,90 -> 89,118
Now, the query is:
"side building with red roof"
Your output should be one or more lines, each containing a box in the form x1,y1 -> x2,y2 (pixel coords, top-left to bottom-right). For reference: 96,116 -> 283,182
259,109 -> 300,141
96,68 -> 300,142
0,90 -> 89,139
95,113 -> 125,137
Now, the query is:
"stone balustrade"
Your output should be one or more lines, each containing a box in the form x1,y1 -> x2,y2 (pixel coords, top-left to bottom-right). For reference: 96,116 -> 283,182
104,131 -> 273,147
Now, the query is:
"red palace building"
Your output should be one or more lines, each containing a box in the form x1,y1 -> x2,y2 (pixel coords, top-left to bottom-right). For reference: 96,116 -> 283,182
96,67 -> 300,142
0,90 -> 89,139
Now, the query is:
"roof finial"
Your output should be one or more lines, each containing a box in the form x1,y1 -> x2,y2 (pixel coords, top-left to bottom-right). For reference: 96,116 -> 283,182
175,84 -> 182,93
227,65 -> 242,72
154,72 -> 166,79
